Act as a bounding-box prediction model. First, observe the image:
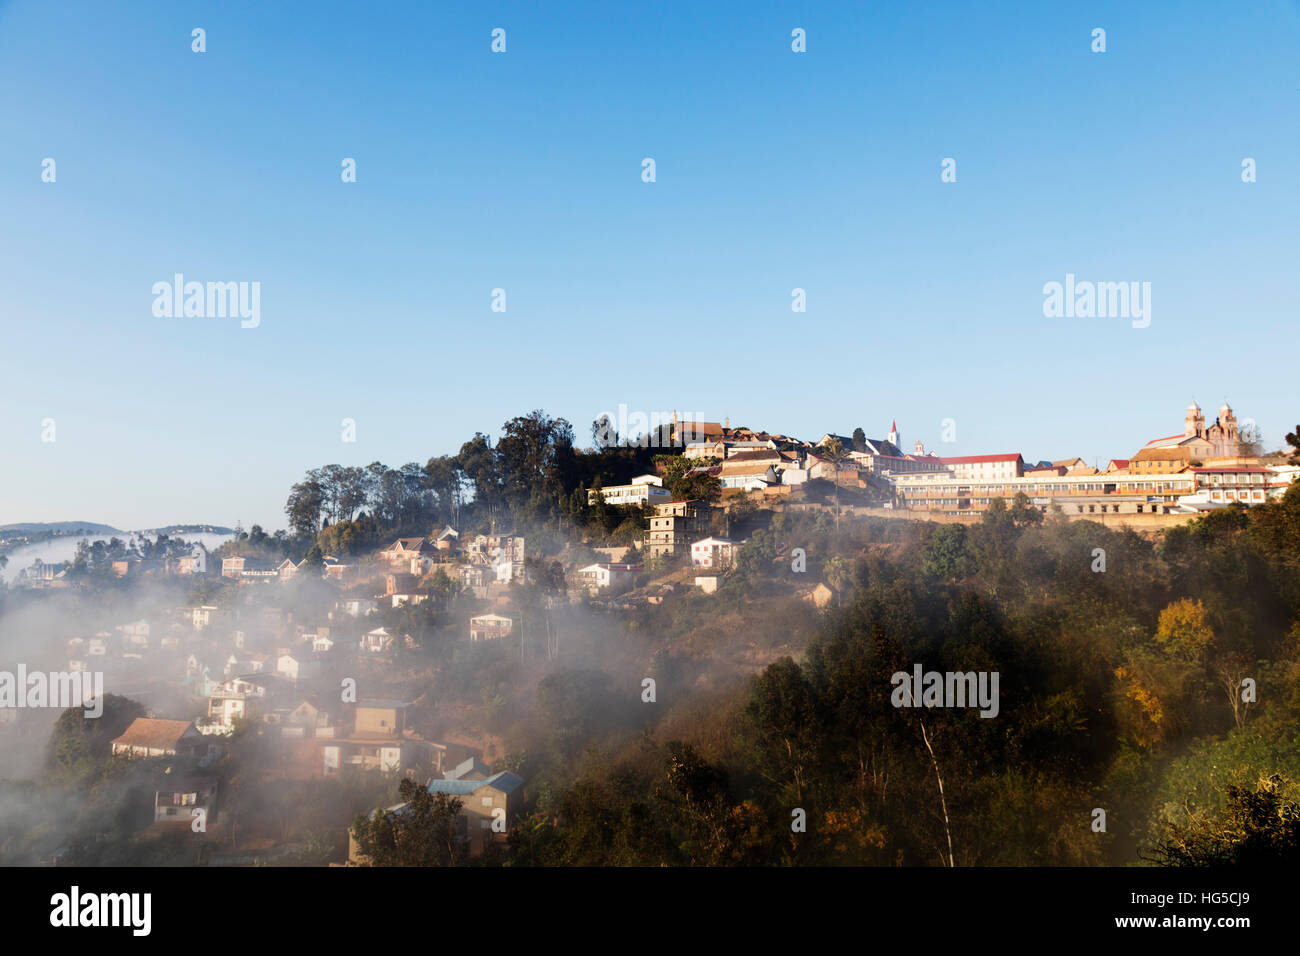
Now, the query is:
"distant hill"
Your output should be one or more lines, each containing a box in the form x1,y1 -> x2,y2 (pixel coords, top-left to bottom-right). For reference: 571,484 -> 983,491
140,525 -> 236,535
0,521 -> 122,535
1,522 -> 235,536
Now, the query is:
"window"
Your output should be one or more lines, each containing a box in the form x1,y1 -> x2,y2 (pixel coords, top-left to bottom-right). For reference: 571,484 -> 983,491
482,797 -> 494,807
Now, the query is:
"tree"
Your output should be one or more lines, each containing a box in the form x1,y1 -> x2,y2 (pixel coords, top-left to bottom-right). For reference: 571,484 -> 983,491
496,410 -> 576,515
656,454 -> 692,489
335,466 -> 368,522
655,742 -> 765,866
923,524 -> 973,580
458,433 -> 502,519
537,670 -> 623,756
1286,425 -> 1300,465
1148,774 -> 1300,866
732,529 -> 776,583
823,555 -> 850,601
1154,598 -> 1215,663
285,476 -> 324,538
1212,651 -> 1256,730
45,694 -> 145,780
592,415 -> 618,450
674,472 -> 721,505
745,658 -> 823,806
852,428 -> 867,453
1010,492 -> 1043,527
428,568 -> 457,600
351,778 -> 465,866
424,455 -> 464,527
1237,421 -> 1265,458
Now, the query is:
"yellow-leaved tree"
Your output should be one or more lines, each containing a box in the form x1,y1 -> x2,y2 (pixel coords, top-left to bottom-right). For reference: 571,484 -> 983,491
1154,597 -> 1216,662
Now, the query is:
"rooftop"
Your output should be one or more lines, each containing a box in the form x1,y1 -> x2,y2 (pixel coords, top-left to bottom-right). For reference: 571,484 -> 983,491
427,770 -> 525,797
937,453 -> 1023,465
112,717 -> 196,750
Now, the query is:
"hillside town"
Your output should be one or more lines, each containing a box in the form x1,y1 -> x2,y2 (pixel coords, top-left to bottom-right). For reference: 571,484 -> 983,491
3,400 -> 1299,865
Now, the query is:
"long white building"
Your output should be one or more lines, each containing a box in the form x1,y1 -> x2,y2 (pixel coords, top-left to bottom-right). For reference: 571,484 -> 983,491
588,475 -> 672,507
892,470 -> 1197,516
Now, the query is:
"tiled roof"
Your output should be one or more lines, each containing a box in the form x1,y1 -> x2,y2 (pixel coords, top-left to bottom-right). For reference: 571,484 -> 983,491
725,449 -> 781,463
720,460 -> 775,475
112,718 -> 195,750
1133,447 -> 1191,461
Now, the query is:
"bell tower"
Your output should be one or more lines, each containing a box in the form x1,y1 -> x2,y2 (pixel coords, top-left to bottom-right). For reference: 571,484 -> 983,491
1219,403 -> 1237,441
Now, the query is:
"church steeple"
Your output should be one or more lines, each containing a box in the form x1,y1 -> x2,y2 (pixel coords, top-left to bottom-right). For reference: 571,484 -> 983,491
1218,403 -> 1237,441
888,419 -> 899,447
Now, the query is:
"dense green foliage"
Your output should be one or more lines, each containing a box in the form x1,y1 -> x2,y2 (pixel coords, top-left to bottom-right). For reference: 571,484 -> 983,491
489,486 -> 1300,866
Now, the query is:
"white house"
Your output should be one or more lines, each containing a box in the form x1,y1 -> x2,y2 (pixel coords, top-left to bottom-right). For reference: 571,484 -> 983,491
454,565 -> 484,588
191,605 -> 218,631
469,614 -> 514,642
493,552 -> 516,583
588,475 -> 673,507
574,563 -> 642,594
275,653 -> 318,682
390,590 -> 432,609
117,620 -> 150,650
690,537 -> 740,570
224,652 -> 268,677
361,627 -> 395,654
336,597 -> 378,618
205,676 -> 270,732
719,465 -> 779,490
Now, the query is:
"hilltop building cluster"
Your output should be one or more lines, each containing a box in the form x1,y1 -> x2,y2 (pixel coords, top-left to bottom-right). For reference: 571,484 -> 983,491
631,405 -> 1297,518
891,403 -> 1297,516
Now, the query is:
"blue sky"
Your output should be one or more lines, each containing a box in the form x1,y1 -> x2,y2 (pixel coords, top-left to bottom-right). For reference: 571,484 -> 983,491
2,0 -> 1298,530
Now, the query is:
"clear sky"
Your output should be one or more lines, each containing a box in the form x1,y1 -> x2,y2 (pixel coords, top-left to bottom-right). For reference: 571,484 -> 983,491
2,0 -> 1297,530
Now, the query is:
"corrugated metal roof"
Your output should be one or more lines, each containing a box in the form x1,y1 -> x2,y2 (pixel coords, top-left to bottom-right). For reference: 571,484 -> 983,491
427,771 -> 524,797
